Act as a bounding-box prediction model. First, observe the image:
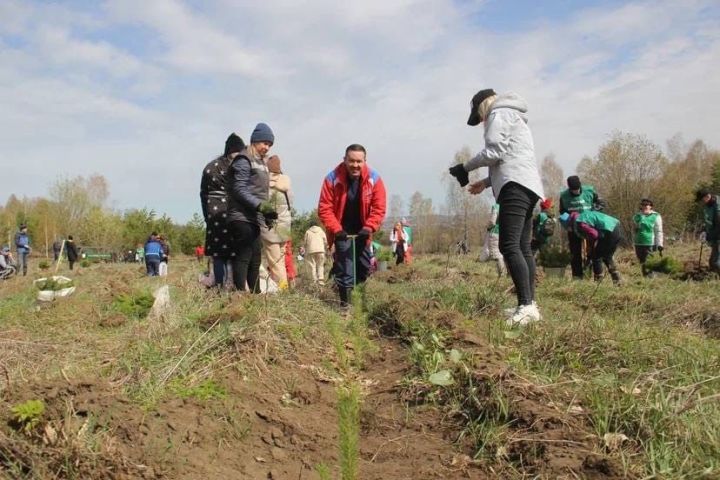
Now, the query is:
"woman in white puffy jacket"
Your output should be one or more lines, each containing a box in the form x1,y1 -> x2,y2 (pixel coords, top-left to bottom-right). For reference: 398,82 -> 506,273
449,88 -> 544,326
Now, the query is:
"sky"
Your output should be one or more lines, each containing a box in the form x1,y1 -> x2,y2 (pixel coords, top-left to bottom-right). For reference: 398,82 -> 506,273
1,0 -> 719,222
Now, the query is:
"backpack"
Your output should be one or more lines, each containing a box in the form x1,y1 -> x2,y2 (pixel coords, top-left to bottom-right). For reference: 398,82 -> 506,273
541,215 -> 556,237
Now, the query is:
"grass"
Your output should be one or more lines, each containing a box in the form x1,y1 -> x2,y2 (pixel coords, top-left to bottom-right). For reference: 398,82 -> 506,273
2,246 -> 719,478
366,250 -> 720,478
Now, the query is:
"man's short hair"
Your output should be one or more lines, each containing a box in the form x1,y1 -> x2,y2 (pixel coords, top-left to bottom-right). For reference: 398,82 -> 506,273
696,187 -> 711,202
345,144 -> 366,157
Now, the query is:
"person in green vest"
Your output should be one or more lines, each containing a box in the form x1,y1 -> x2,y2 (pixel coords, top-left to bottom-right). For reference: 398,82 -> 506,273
531,198 -> 555,254
696,187 -> 720,273
559,176 -> 603,279
632,198 -> 664,276
559,210 -> 622,284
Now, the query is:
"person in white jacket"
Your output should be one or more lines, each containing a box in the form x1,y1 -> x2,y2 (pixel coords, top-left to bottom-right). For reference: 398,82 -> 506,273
260,155 -> 293,290
449,89 -> 544,326
304,224 -> 328,284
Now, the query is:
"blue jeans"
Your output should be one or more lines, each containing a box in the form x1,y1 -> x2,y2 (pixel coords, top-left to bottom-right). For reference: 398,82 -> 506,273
17,251 -> 29,276
333,236 -> 372,289
146,257 -> 160,276
213,257 -> 229,286
498,182 -> 539,306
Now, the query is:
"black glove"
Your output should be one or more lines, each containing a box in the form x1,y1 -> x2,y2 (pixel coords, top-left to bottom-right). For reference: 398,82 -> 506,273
263,211 -> 278,228
448,164 -> 469,187
357,227 -> 372,240
657,245 -> 664,254
335,230 -> 348,241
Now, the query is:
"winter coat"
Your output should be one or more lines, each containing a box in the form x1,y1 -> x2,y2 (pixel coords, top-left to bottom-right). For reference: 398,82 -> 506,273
318,162 -> 387,245
14,232 -> 30,253
261,173 -> 292,244
390,227 -> 406,253
463,92 -> 544,201
65,241 -> 79,262
227,148 -> 269,226
200,155 -> 234,257
633,211 -> 664,247
304,225 -> 327,254
703,196 -> 720,242
144,238 -> 164,259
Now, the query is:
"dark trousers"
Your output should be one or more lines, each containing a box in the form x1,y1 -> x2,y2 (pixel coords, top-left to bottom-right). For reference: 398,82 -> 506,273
635,245 -> 652,276
69,260 -> 75,270
395,245 -> 405,265
229,221 -> 261,293
334,236 -> 372,289
498,182 -> 539,306
710,242 -> 720,272
567,230 -> 584,279
146,257 -> 160,276
592,227 -> 621,278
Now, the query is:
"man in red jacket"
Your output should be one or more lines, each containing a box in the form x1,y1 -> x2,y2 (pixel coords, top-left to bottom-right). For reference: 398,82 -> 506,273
318,144 -> 387,306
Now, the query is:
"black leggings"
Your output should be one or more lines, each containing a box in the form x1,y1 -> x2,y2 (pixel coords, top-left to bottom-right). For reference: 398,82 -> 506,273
498,182 -> 539,306
229,221 -> 261,293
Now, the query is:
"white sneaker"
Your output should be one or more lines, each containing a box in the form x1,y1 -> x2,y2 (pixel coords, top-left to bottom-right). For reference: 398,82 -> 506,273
504,301 -> 538,316
506,303 -> 541,327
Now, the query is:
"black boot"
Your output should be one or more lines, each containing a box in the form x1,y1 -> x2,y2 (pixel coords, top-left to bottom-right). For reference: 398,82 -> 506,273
610,269 -> 622,285
339,287 -> 353,308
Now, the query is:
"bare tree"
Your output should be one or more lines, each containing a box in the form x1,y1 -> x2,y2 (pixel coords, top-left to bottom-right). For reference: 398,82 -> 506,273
389,194 -> 404,223
579,131 -> 668,238
540,153 -> 564,200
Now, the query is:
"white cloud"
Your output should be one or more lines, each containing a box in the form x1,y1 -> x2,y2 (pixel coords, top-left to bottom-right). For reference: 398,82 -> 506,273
1,0 -> 719,221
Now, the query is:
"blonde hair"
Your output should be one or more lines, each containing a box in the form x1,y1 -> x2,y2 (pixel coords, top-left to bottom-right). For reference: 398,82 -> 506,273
478,94 -> 497,123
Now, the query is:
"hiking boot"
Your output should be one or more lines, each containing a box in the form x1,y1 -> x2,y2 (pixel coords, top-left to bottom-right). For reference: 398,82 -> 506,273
506,304 -> 541,327
610,271 -> 623,285
339,287 -> 353,308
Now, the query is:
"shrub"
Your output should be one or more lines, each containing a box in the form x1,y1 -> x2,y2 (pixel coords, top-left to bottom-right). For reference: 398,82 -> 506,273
376,249 -> 393,263
38,260 -> 50,270
11,399 -> 45,433
35,278 -> 74,291
538,245 -> 572,268
644,254 -> 682,274
112,291 -> 155,319
80,260 -> 91,268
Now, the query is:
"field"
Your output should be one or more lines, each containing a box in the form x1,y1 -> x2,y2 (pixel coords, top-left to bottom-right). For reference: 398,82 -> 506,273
1,245 -> 719,479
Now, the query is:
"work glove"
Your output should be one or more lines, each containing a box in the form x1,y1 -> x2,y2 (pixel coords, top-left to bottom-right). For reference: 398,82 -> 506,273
263,211 -> 278,228
335,230 -> 348,242
448,163 -> 469,187
699,231 -> 707,243
357,228 -> 372,240
657,245 -> 664,255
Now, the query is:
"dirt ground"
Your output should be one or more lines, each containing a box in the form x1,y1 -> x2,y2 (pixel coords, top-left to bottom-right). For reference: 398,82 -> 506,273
0,258 -> 635,479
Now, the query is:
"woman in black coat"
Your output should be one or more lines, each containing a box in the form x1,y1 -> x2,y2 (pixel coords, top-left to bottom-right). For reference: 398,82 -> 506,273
200,133 -> 245,287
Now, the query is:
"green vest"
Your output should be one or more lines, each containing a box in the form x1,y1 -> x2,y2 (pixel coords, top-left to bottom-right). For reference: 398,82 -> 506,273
574,211 -> 619,237
402,226 -> 413,245
560,185 -> 596,213
490,204 -> 500,234
633,212 -> 659,246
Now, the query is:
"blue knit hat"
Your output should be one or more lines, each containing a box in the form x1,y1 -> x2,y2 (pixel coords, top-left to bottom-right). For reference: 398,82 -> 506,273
250,123 -> 274,145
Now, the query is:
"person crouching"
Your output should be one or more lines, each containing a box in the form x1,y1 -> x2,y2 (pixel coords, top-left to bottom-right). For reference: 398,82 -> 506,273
560,210 -> 623,284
